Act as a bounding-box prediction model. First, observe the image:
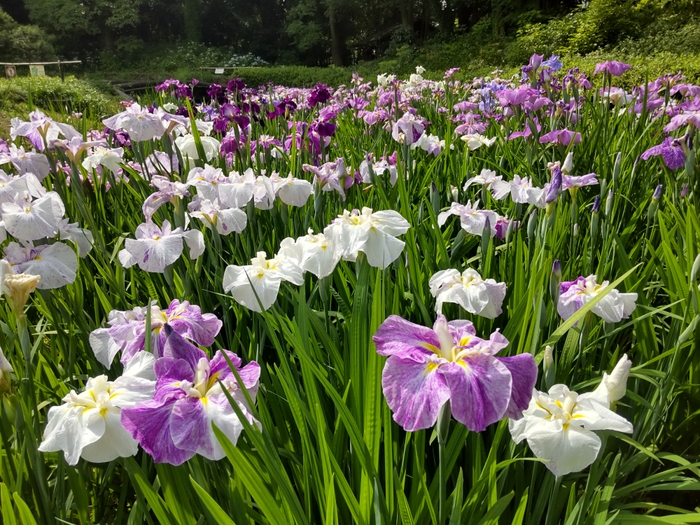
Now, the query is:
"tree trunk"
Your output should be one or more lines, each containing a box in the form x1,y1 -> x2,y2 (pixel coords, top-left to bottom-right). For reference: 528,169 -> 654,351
183,0 -> 201,43
103,24 -> 115,52
328,2 -> 343,67
399,1 -> 413,28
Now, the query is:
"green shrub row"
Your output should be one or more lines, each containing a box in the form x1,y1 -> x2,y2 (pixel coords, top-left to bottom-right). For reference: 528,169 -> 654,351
0,76 -> 119,119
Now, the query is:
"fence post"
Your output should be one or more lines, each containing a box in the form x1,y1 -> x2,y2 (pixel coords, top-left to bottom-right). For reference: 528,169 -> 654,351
59,60 -> 64,82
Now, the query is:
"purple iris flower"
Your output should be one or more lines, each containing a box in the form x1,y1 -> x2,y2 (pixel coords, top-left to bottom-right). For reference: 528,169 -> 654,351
89,300 -> 222,368
562,173 -> 598,191
453,101 -> 479,112
309,83 -> 332,107
155,78 -> 182,94
220,131 -> 241,157
663,111 -> 700,133
175,106 -> 191,118
594,61 -> 632,77
227,78 -> 246,93
444,67 -> 461,78
542,55 -> 563,72
497,86 -> 538,108
213,117 -> 229,134
545,167 -> 563,204
121,326 -> 260,465
220,103 -> 239,120
539,129 -> 582,146
316,121 -> 337,137
207,84 -> 225,104
521,54 -> 544,81
495,217 -> 518,239
105,128 -> 131,149
641,137 -> 686,170
373,315 -> 537,432
392,112 -> 426,145
508,119 -> 541,141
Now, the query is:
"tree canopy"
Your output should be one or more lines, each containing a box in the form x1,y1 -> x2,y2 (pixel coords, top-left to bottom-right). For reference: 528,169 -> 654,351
0,0 -> 697,69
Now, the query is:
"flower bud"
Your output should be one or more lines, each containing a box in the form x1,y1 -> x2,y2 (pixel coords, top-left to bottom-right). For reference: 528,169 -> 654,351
613,152 -> 622,186
647,184 -> 662,224
527,210 -> 537,242
3,268 -> 41,316
0,347 -> 12,393
544,345 -> 554,370
430,182 -> 441,216
562,152 -> 574,174
605,189 -> 613,216
681,184 -> 689,198
550,260 -> 562,304
481,216 -> 491,264
573,223 -> 579,237
603,354 -> 632,403
592,195 -> 601,213
543,345 -> 556,389
545,167 -> 562,205
449,185 -> 459,202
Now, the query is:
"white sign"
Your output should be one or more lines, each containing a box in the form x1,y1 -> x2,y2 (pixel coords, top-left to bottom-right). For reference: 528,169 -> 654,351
5,66 -> 16,78
30,65 -> 45,77
214,68 -> 225,75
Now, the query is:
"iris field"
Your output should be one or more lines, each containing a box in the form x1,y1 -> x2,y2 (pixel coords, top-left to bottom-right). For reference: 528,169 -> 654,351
0,56 -> 699,524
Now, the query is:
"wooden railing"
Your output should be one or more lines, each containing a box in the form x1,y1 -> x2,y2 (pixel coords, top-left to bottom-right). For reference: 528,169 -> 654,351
1,61 -> 82,81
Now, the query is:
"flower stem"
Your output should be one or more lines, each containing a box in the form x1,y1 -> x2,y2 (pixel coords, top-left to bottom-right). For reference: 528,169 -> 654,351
437,401 -> 451,524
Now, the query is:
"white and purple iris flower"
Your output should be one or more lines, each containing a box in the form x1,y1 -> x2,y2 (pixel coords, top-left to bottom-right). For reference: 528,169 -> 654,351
359,157 -> 397,186
89,299 -> 223,368
325,207 -> 410,269
494,175 -> 546,208
121,326 -> 260,466
429,268 -> 506,318
562,173 -> 598,192
102,103 -> 166,142
438,201 -> 501,237
11,109 -> 81,151
223,251 -> 304,312
509,355 -> 633,477
38,352 -> 156,466
1,191 -> 65,241
558,275 -> 637,323
142,176 -> 191,222
373,315 -> 537,432
392,112 -> 425,145
0,144 -> 51,180
302,159 -> 348,200
118,220 -> 205,273
2,241 -> 78,289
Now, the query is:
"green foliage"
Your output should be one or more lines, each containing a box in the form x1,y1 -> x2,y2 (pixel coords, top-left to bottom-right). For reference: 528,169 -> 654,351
228,66 -> 351,88
0,76 -> 117,119
0,8 -> 54,62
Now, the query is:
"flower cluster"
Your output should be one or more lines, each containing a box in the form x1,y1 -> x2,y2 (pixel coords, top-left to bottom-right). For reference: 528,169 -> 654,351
43,309 -> 259,467
223,207 -> 410,311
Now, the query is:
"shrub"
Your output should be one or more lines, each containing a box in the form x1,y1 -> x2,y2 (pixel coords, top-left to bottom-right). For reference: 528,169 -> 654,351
192,66 -> 352,88
0,76 -> 117,116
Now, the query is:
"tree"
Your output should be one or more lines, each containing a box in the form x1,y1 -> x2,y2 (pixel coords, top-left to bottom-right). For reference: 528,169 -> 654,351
23,0 -> 145,56
0,7 -> 54,61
